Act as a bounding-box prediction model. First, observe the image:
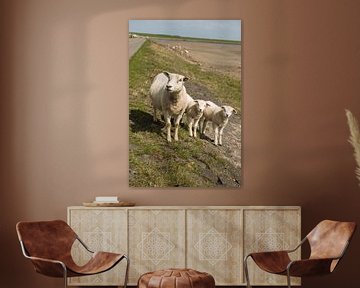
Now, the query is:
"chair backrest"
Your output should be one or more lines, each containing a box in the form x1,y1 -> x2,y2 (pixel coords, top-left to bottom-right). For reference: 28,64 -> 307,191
16,220 -> 77,261
307,220 -> 356,261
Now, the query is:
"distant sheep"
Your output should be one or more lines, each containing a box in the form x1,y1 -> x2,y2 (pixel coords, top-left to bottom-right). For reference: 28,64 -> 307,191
150,71 -> 190,142
199,101 -> 237,146
186,100 -> 209,138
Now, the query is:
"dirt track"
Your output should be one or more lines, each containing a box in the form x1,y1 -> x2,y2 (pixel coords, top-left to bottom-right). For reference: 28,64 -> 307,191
154,39 -> 241,78
185,81 -> 242,171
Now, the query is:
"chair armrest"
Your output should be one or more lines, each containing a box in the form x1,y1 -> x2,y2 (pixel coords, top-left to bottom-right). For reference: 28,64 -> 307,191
76,236 -> 94,253
247,250 -> 290,258
286,237 -> 307,253
245,237 -> 306,259
26,255 -> 65,265
287,258 -> 336,277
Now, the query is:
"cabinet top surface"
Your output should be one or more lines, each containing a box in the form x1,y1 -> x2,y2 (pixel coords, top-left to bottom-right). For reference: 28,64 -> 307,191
68,205 -> 301,210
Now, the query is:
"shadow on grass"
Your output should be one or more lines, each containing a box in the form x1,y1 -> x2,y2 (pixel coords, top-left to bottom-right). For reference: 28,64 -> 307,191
129,109 -> 163,135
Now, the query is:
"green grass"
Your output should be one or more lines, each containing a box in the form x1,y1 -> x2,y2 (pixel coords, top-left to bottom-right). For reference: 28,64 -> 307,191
129,40 -> 241,187
130,32 -> 241,45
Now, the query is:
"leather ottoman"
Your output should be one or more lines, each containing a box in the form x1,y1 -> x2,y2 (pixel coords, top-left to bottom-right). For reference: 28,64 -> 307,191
138,268 -> 215,288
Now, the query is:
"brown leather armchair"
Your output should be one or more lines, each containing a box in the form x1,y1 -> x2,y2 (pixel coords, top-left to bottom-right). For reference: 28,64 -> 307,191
16,220 -> 129,288
244,220 -> 356,288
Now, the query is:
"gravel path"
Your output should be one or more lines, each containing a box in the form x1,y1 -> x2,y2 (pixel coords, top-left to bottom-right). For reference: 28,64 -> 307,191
129,38 -> 146,59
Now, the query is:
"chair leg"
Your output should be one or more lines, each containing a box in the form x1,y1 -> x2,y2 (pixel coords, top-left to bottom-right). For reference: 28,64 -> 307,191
286,269 -> 291,288
244,255 -> 252,288
123,255 -> 130,288
62,264 -> 68,288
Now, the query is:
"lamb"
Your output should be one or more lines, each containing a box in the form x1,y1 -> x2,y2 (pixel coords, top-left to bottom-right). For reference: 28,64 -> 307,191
150,71 -> 190,142
199,101 -> 237,146
186,99 -> 209,138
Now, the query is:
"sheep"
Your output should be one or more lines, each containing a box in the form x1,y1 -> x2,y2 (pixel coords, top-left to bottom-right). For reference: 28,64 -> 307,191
186,100 -> 209,138
150,71 -> 190,142
199,101 -> 237,146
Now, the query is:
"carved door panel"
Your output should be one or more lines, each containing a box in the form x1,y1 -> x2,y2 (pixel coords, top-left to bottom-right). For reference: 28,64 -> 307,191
128,209 -> 186,284
243,209 -> 301,286
68,208 -> 127,286
187,209 -> 243,285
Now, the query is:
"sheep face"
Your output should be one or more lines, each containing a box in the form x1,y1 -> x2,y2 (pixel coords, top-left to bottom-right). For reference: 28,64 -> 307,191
163,71 -> 189,93
221,105 -> 237,119
194,100 -> 208,114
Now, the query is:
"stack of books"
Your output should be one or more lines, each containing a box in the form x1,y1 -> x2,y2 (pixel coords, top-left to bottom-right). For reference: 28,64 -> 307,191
93,196 -> 119,204
83,196 -> 135,207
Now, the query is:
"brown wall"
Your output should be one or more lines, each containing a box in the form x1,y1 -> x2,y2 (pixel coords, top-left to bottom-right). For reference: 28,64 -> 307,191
1,0 -> 360,287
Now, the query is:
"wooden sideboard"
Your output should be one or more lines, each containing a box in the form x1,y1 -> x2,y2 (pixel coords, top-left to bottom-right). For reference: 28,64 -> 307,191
67,206 -> 301,286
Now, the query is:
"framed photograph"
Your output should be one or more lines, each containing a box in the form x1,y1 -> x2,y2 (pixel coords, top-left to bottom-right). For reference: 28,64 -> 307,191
129,20 -> 241,188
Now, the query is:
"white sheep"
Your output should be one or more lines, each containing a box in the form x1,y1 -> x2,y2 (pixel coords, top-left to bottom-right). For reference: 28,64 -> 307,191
199,101 -> 237,146
186,100 -> 209,138
150,71 -> 190,142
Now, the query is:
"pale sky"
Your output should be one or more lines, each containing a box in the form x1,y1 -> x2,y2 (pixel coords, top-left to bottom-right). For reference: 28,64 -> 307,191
129,20 -> 241,41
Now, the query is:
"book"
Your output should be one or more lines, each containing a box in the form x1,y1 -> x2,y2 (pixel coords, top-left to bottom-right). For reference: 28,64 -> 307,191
95,196 -> 119,203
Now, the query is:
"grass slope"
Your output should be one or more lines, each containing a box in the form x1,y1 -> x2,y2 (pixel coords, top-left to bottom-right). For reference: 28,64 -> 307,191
129,40 -> 241,187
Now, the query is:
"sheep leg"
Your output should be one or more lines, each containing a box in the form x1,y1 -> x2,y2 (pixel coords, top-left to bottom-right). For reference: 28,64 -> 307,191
174,114 -> 182,141
201,119 -> 208,135
188,119 -> 194,137
164,113 -> 172,142
153,107 -> 157,122
213,123 -> 219,146
193,118 -> 200,138
219,126 -> 225,146
198,118 -> 204,134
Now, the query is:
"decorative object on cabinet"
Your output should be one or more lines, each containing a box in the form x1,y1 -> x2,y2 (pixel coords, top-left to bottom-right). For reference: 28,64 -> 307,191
138,268 -> 215,288
346,109 -> 360,186
82,196 -> 135,207
16,220 -> 129,288
129,20 -> 242,188
68,206 -> 300,286
244,220 -> 356,288
83,201 -> 135,207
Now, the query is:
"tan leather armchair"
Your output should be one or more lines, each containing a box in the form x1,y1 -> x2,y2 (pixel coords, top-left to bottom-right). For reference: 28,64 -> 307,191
244,220 -> 356,288
16,220 -> 129,288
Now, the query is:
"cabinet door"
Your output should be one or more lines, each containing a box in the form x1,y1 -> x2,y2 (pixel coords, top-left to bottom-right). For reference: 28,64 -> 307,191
128,209 -> 186,284
244,209 -> 301,286
68,208 -> 127,286
187,209 -> 243,285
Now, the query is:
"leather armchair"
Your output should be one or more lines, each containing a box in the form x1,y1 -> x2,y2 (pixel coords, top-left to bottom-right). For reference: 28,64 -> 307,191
16,220 -> 129,288
244,220 -> 356,288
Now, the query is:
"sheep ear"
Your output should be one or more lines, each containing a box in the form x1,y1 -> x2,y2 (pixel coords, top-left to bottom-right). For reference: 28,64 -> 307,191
206,102 -> 211,107
221,106 -> 226,111
194,100 -> 199,104
163,71 -> 170,78
183,76 -> 189,81
233,108 -> 237,114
